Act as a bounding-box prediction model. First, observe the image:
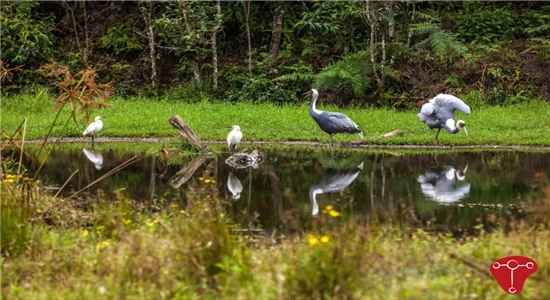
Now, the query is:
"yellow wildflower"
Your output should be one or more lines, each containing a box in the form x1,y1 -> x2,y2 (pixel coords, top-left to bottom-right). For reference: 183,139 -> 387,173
122,218 -> 132,225
96,240 -> 110,252
180,210 -> 186,214
328,210 -> 341,217
320,236 -> 330,243
82,229 -> 89,237
198,177 -> 205,181
325,205 -> 334,211
204,179 -> 212,183
210,180 -> 216,183
307,234 -> 319,246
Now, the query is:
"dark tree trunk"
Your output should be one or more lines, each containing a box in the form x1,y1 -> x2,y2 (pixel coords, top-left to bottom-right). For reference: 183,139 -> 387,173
268,2 -> 284,68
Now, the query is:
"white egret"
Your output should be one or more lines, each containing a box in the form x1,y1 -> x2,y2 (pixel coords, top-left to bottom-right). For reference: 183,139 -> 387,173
83,148 -> 104,170
227,171 -> 243,200
83,116 -> 104,147
227,125 -> 242,152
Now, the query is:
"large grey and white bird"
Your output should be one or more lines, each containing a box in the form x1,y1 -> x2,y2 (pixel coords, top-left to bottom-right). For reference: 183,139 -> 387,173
226,171 -> 243,200
83,116 -> 104,147
83,148 -> 104,170
309,162 -> 364,215
309,89 -> 363,156
227,125 -> 243,153
417,94 -> 470,144
417,165 -> 470,204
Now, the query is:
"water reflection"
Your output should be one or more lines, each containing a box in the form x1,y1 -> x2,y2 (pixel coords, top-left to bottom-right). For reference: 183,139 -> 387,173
227,172 -> 243,200
225,150 -> 264,169
8,145 -> 550,234
417,165 -> 470,204
309,162 -> 364,215
82,148 -> 104,170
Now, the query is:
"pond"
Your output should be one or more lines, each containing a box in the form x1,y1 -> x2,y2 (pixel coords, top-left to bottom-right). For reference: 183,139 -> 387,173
9,144 -> 550,236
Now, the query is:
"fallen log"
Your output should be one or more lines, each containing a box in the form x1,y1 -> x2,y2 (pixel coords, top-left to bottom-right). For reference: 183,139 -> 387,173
168,115 -> 211,154
379,129 -> 402,138
170,156 -> 209,188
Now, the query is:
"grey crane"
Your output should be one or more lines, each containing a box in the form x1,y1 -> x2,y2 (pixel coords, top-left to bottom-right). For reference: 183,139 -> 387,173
308,89 -> 363,157
309,162 -> 364,215
417,165 -> 470,204
417,94 -> 470,145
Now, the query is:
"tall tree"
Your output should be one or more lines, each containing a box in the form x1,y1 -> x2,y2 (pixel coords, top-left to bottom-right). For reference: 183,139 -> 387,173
180,0 -> 201,84
242,0 -> 253,77
140,0 -> 158,88
211,0 -> 222,89
268,2 -> 285,67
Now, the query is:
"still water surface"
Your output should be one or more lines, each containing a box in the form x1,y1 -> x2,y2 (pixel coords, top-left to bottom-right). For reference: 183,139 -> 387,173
21,145 -> 550,234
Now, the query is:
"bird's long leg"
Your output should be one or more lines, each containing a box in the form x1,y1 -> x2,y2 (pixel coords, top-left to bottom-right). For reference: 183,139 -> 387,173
330,134 -> 335,158
434,128 -> 441,145
91,135 -> 95,149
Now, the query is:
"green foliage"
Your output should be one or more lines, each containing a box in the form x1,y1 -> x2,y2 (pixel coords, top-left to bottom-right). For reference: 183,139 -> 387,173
99,27 -> 143,55
222,62 -> 301,105
0,2 -> 55,66
410,22 -> 467,64
455,2 -> 516,44
314,51 -> 373,99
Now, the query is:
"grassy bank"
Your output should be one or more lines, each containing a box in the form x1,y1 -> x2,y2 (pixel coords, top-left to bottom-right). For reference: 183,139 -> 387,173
2,90 -> 550,146
2,170 -> 550,299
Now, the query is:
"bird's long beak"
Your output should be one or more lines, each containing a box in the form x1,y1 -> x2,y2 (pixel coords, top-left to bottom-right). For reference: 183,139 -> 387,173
463,126 -> 468,136
456,164 -> 468,181
302,90 -> 311,100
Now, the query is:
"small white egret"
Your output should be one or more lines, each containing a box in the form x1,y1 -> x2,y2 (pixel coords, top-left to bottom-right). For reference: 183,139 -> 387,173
417,94 -> 470,144
83,116 -> 104,147
83,148 -> 104,170
227,125 -> 242,152
227,172 -> 243,200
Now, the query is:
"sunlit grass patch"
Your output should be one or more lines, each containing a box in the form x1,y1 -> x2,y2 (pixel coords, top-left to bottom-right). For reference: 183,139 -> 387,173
2,90 -> 549,146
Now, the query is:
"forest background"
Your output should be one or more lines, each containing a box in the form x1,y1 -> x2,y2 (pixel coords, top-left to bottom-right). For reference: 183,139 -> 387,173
1,1 -> 549,108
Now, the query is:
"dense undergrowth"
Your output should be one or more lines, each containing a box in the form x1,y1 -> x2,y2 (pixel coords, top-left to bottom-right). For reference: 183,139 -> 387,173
2,157 -> 550,298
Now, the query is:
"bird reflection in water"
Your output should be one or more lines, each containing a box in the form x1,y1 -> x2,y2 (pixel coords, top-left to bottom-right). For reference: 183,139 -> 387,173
309,162 -> 364,215
417,165 -> 470,204
227,171 -> 243,200
83,148 -> 104,170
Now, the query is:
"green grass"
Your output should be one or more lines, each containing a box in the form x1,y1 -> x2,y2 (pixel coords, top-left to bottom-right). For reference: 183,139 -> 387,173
2,89 -> 550,146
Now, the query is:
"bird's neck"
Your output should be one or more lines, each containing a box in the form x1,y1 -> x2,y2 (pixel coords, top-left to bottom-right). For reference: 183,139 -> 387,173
445,119 -> 460,133
310,94 -> 322,115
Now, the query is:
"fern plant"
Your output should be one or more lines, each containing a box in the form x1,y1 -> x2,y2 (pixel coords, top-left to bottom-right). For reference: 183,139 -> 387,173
313,51 -> 373,98
409,22 -> 467,64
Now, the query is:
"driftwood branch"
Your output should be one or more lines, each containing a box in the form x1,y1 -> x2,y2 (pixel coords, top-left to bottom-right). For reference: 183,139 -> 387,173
379,129 -> 402,138
168,115 -> 211,153
170,156 -> 209,188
